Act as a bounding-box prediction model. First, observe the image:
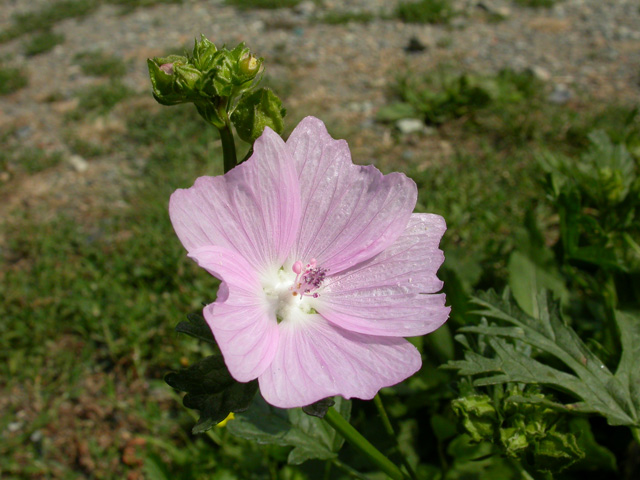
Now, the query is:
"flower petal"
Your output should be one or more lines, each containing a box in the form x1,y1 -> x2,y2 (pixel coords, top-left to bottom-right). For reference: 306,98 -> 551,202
170,128 -> 300,275
258,315 -> 421,408
285,117 -> 417,273
314,214 -> 450,336
190,246 -> 279,382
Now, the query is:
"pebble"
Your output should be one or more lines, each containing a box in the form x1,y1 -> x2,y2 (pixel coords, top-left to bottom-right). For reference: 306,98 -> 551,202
548,84 -> 573,104
396,118 -> 425,135
69,155 -> 89,173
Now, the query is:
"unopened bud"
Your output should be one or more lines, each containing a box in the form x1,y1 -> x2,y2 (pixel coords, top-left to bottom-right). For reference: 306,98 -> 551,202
238,54 -> 260,76
159,63 -> 174,75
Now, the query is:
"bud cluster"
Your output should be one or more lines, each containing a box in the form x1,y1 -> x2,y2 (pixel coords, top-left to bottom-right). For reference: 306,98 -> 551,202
148,35 -> 285,145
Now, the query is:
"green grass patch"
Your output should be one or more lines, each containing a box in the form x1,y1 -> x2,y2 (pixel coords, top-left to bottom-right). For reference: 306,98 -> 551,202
68,80 -> 134,119
23,30 -> 65,56
74,50 -> 128,77
514,0 -> 560,7
0,0 -> 98,43
395,0 -> 455,24
225,0 -> 301,9
0,0 -> 184,43
6,148 -> 64,174
1,105 -> 223,378
0,64 -> 28,95
378,68 -> 544,127
315,11 -> 377,25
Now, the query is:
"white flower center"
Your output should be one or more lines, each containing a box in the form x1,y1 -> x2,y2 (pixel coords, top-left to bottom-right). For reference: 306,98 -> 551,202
262,259 -> 327,323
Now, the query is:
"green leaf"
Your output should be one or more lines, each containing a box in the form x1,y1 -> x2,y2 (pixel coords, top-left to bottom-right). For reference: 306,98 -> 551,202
447,290 -> 640,428
231,88 -> 286,144
569,418 -> 617,472
175,312 -> 217,345
227,395 -> 351,465
508,250 -> 567,318
165,355 -> 258,434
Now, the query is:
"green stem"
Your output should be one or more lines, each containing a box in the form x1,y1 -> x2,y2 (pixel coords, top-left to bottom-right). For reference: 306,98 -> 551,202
373,395 -> 418,480
219,123 -> 237,173
631,426 -> 640,447
331,459 -> 370,480
323,407 -> 406,480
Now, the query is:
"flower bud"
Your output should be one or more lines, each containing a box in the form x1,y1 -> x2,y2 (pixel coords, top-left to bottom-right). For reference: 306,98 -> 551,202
238,53 -> 260,77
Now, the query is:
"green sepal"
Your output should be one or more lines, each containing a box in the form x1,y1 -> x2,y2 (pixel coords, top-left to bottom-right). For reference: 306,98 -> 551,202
175,312 -> 216,346
231,88 -> 286,144
165,355 -> 258,434
302,397 -> 335,418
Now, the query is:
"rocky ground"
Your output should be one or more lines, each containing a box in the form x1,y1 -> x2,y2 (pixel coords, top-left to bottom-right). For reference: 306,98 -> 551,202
1,0 -> 639,224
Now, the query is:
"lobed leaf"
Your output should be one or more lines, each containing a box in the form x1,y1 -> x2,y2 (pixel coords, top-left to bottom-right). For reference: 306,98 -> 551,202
447,290 -> 640,427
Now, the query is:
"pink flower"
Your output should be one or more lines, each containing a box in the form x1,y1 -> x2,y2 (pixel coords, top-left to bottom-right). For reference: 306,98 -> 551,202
170,117 -> 450,408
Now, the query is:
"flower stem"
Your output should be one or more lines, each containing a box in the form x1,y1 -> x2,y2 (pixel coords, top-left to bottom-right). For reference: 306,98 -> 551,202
373,395 -> 418,480
219,123 -> 237,173
323,407 -> 406,480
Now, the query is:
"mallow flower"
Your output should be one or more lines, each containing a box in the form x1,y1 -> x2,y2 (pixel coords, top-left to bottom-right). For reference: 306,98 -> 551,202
169,117 -> 450,408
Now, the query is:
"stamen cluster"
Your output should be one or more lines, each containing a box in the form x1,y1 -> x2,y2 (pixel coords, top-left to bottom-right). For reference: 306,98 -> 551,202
290,259 -> 328,298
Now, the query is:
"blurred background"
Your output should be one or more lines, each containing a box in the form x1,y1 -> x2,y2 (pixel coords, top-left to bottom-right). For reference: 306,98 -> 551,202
1,0 -> 639,478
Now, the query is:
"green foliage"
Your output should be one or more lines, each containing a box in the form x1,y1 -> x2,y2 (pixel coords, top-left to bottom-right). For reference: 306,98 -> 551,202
165,354 -> 259,434
0,64 -> 28,95
231,87 -> 286,143
225,0 -> 302,9
395,0 -> 455,24
452,386 -> 595,474
227,396 -> 350,465
74,50 -> 128,77
378,69 -> 543,126
23,30 -> 65,56
448,290 -> 640,429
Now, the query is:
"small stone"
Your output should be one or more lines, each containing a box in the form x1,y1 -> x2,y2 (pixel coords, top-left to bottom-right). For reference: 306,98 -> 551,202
530,66 -> 551,82
548,84 -> 572,104
396,118 -> 425,134
294,1 -> 315,17
69,154 -> 89,172
8,421 -> 22,432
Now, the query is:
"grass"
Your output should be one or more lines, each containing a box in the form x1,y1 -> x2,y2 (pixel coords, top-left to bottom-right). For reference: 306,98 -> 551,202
67,80 -> 135,119
0,0 -> 184,43
514,0 -> 560,7
0,64 -> 28,95
315,11 -> 377,25
23,30 -> 65,56
74,50 -> 128,78
395,0 -> 455,24
225,0 -> 301,9
0,0 -> 98,43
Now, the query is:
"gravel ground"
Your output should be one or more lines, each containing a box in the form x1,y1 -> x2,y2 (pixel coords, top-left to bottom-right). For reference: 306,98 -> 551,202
0,0 -> 639,215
